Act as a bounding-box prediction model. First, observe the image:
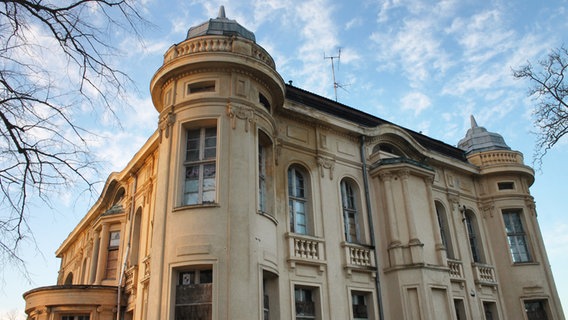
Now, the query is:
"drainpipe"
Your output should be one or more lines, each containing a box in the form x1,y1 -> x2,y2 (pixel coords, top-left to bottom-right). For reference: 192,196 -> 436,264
117,174 -> 138,320
360,135 -> 385,320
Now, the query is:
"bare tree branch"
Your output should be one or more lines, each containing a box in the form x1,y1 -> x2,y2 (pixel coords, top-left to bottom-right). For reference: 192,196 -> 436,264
0,0 -> 147,273
513,45 -> 568,168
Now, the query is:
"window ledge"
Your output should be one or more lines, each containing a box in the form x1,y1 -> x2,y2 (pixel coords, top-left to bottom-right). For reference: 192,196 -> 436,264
512,261 -> 539,266
173,203 -> 220,212
257,210 -> 278,225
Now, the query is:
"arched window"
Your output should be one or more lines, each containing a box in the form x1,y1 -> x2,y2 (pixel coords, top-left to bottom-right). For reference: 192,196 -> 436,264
64,272 -> 73,285
130,208 -> 143,266
288,165 -> 310,235
341,179 -> 362,243
435,201 -> 454,259
464,210 -> 484,263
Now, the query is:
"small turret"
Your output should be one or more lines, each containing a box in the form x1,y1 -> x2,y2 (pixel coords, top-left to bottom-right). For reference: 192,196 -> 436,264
458,115 -> 511,155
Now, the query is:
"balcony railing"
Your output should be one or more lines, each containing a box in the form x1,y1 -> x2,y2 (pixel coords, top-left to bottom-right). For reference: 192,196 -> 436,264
124,265 -> 138,295
344,242 -> 375,267
343,242 -> 376,276
447,259 -> 465,280
473,263 -> 497,286
286,233 -> 326,269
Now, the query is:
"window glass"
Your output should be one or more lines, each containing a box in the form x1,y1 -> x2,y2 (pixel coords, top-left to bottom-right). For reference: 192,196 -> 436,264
503,211 -> 531,263
341,180 -> 360,243
183,126 -> 217,205
352,292 -> 369,320
295,287 -> 315,319
288,167 -> 309,234
465,211 -> 482,263
525,300 -> 549,320
175,269 -> 213,320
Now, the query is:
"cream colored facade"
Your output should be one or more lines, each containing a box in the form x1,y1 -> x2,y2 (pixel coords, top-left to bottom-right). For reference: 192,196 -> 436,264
24,8 -> 564,320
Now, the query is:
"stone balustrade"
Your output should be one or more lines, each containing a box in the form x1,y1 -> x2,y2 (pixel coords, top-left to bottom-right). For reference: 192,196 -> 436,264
286,233 -> 326,268
448,259 -> 464,280
343,242 -> 375,268
473,263 -> 497,286
164,35 -> 276,69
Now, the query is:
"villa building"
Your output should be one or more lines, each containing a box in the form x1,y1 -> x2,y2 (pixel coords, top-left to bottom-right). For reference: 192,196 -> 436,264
23,7 -> 564,320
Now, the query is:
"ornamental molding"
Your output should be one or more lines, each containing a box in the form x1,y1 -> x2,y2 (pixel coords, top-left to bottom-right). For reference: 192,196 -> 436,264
158,110 -> 176,141
317,155 -> 336,180
226,101 -> 255,132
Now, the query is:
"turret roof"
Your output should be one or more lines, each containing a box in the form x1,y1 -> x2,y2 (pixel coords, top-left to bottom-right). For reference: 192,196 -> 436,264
186,6 -> 256,42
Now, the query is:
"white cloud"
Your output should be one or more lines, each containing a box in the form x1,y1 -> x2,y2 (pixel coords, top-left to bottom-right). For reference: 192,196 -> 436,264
401,91 -> 431,116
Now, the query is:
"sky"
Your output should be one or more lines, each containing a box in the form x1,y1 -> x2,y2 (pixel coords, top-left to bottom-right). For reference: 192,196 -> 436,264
1,0 -> 567,317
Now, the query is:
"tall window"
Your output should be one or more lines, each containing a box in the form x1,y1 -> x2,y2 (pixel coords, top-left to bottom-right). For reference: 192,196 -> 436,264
352,292 -> 371,320
341,179 -> 360,243
503,210 -> 531,263
184,127 -> 217,205
175,269 -> 213,320
435,201 -> 454,259
258,131 -> 273,214
295,287 -> 316,320
465,211 -> 483,263
105,230 -> 120,279
259,144 -> 267,212
525,300 -> 549,320
262,271 -> 279,320
289,166 -> 309,234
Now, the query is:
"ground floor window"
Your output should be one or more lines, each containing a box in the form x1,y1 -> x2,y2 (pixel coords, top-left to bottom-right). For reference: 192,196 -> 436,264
525,300 -> 549,320
352,291 -> 370,320
61,316 -> 89,320
295,286 -> 317,320
175,269 -> 213,320
453,299 -> 466,320
483,301 -> 499,320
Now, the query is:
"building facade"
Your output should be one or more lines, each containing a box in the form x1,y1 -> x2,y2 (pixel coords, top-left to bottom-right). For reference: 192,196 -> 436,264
23,7 -> 564,320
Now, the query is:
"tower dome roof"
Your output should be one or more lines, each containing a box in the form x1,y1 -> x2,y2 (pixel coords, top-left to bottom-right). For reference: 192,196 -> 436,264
458,115 -> 511,154
186,6 -> 256,42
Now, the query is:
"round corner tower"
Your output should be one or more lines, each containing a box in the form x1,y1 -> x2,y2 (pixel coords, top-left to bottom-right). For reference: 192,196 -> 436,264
147,7 -> 285,319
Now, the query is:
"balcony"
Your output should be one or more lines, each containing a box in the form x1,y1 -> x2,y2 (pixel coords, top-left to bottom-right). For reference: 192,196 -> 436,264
124,266 -> 138,294
473,263 -> 498,287
447,259 -> 465,281
286,233 -> 326,271
24,285 -> 121,319
342,242 -> 376,275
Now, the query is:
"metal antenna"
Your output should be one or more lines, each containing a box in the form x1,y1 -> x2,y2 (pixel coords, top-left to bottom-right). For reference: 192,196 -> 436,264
324,48 -> 342,101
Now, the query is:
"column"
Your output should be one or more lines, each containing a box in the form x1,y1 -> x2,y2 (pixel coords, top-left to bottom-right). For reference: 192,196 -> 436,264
95,222 -> 110,284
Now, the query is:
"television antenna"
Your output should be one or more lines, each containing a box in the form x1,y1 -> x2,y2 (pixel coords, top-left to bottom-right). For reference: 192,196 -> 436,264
324,48 -> 347,102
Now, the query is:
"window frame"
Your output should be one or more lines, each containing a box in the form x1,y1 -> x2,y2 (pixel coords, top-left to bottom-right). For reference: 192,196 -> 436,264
524,299 -> 550,320
340,179 -> 362,243
258,130 -> 274,216
435,201 -> 455,259
288,165 -> 311,235
181,124 -> 218,207
174,267 -> 214,320
464,210 -> 484,263
293,285 -> 321,320
502,209 -> 532,263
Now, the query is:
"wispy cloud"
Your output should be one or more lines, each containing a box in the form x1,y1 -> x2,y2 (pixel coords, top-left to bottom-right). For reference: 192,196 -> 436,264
401,91 -> 431,116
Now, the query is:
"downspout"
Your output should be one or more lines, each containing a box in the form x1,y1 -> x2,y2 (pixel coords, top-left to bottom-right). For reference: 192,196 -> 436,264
117,174 -> 138,320
360,135 -> 385,320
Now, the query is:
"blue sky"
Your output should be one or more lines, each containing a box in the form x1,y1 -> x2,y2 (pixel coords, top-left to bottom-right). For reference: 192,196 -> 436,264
1,0 -> 567,317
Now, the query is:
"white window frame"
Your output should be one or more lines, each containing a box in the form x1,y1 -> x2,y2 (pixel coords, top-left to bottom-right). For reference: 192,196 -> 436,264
288,166 -> 309,234
502,210 -> 532,263
341,179 -> 361,243
182,126 -> 217,206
